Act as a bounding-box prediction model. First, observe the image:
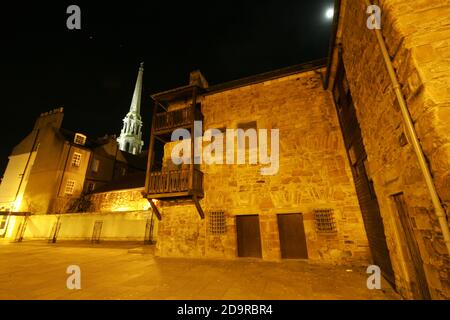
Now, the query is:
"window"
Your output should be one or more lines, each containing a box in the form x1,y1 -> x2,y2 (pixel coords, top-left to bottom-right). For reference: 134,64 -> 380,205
64,180 -> 76,195
314,209 -> 337,233
74,133 -> 86,145
209,211 -> 226,235
86,182 -> 95,193
91,159 -> 100,172
0,216 -> 7,229
71,152 -> 82,167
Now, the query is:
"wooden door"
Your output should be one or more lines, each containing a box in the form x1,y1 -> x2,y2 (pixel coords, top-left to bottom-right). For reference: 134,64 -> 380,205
236,215 -> 262,258
277,214 -> 308,259
393,193 -> 431,299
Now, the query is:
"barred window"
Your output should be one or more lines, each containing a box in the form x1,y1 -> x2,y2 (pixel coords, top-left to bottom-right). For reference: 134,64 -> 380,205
74,133 -> 86,145
314,209 -> 337,233
65,180 -> 76,195
209,211 -> 226,235
71,152 -> 82,167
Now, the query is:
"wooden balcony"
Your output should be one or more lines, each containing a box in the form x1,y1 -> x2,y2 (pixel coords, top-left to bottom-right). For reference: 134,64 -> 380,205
154,106 -> 203,135
147,168 -> 204,199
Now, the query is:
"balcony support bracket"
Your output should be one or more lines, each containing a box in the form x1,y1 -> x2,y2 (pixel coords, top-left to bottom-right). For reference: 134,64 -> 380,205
193,194 -> 204,219
148,199 -> 162,221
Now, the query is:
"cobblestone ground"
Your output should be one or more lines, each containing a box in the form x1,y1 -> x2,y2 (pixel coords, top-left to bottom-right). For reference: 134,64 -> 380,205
0,241 -> 400,300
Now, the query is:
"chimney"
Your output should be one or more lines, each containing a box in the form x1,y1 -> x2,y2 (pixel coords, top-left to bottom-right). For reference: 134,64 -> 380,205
189,70 -> 209,89
34,107 -> 64,130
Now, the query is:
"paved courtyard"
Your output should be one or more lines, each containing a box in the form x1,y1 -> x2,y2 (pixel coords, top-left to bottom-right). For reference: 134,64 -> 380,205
0,240 -> 399,300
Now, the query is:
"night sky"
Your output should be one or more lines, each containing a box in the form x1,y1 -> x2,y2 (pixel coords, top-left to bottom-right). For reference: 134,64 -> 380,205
0,0 -> 335,174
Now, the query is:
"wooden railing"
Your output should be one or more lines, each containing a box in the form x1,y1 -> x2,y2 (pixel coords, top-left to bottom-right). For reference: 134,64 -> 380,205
148,168 -> 203,195
155,106 -> 202,133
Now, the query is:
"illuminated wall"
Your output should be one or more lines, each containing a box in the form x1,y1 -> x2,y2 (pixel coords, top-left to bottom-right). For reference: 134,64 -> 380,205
2,211 -> 158,242
0,152 -> 37,211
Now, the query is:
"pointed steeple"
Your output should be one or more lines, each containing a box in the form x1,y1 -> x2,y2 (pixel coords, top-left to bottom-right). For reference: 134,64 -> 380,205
129,62 -> 144,115
117,63 -> 145,155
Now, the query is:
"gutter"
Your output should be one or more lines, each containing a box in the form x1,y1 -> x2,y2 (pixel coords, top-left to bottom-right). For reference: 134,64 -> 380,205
324,0 -> 342,89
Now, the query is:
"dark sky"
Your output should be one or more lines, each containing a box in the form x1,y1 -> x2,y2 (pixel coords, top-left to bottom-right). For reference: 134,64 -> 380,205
0,0 -> 335,174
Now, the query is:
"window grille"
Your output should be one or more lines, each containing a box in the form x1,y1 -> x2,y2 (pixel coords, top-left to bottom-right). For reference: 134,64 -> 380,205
209,211 -> 226,235
71,152 -> 82,167
65,180 -> 76,195
314,209 -> 337,233
74,133 -> 86,145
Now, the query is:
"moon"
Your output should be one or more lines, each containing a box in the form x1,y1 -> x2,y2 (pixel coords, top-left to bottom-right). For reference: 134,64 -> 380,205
325,7 -> 334,19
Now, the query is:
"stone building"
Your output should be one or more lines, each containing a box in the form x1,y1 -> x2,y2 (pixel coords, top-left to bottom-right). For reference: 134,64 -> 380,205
0,0 -> 448,301
325,0 -> 450,300
141,1 -> 450,300
144,62 -> 371,266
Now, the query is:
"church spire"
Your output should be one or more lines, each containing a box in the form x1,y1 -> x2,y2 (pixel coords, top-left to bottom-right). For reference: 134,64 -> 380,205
130,62 -> 144,115
117,63 -> 144,155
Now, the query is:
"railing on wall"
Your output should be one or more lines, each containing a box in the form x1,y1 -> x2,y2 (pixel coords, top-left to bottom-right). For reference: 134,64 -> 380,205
154,105 -> 202,133
148,168 -> 203,195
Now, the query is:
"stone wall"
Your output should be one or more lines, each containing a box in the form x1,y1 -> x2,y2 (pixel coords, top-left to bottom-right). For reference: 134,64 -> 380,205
156,69 -> 371,265
88,188 -> 150,212
335,0 -> 450,299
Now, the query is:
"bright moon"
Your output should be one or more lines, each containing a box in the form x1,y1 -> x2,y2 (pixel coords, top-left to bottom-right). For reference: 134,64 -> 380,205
325,8 -> 334,19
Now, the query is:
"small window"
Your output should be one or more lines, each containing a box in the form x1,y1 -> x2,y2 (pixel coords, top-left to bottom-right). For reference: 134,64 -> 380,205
71,152 -> 82,167
74,133 -> 86,146
64,180 -> 76,195
91,159 -> 100,172
121,167 -> 127,176
314,209 -> 337,233
86,181 -> 95,193
0,216 -> 7,229
209,211 -> 226,235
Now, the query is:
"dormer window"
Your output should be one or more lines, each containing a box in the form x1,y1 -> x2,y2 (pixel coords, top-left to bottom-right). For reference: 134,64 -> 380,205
74,133 -> 86,146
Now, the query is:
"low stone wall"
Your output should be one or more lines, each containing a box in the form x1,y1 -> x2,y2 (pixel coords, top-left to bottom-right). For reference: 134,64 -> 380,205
87,188 -> 149,213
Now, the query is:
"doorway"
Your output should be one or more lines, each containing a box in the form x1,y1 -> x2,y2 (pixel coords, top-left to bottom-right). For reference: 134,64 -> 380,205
277,213 -> 308,259
236,215 -> 262,258
392,193 -> 431,299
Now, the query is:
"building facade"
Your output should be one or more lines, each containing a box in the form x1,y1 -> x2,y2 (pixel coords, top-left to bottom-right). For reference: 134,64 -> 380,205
0,0 -> 449,300
0,109 -> 145,215
325,0 -> 450,300
144,63 -> 371,266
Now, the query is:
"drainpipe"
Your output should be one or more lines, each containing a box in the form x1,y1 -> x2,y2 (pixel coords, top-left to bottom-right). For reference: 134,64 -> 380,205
364,0 -> 450,256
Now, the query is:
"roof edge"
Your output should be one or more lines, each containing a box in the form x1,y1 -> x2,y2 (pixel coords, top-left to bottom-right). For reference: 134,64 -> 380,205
206,58 -> 327,95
